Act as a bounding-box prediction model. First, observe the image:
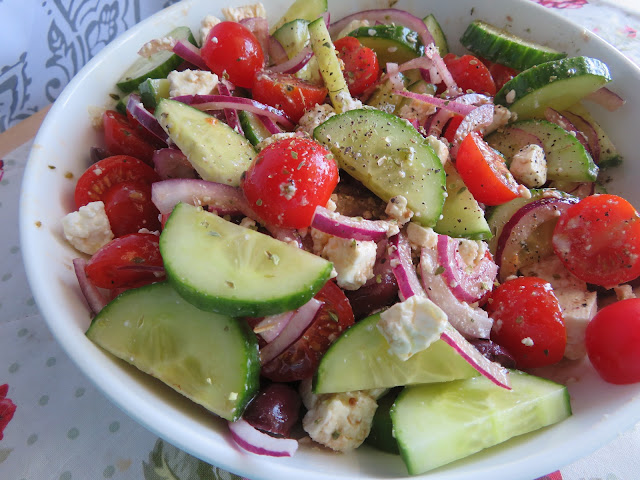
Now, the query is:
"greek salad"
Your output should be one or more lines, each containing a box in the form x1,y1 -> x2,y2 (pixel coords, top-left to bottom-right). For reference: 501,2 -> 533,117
61,0 -> 640,475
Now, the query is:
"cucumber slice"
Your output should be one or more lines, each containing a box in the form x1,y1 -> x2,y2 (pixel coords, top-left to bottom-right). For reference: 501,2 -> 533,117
460,20 -> 566,71
365,74 -> 408,114
155,99 -> 255,187
391,371 -> 572,475
85,282 -> 260,421
139,78 -> 170,109
435,162 -> 491,240
238,110 -> 271,146
117,26 -> 196,93
270,0 -> 328,34
347,24 -> 424,65
486,119 -> 598,182
314,109 -> 446,227
423,14 -> 448,56
494,56 -> 612,119
365,388 -> 401,454
160,203 -> 333,317
313,314 -> 478,394
114,93 -> 132,116
272,19 -> 322,84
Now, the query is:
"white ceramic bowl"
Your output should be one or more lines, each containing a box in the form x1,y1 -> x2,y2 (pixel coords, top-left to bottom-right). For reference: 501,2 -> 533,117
20,0 -> 640,479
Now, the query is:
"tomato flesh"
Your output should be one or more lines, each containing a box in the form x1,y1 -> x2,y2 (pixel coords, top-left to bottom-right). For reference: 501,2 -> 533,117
442,54 -> 497,95
480,58 -> 519,91
102,181 -> 161,237
334,36 -> 381,96
586,298 -> 640,384
487,276 -> 566,369
552,194 -> 640,287
241,136 -> 339,229
103,110 -> 159,164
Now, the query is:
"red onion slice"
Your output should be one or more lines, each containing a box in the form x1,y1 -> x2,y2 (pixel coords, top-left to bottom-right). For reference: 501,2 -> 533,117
217,79 -> 244,135
253,311 -> 295,343
436,235 -> 497,304
268,37 -> 289,65
151,178 -> 249,216
544,107 -> 590,154
0,159 -> 4,183
152,148 -> 197,180
495,196 -> 578,281
441,325 -> 511,389
239,17 -> 269,59
172,40 -> 208,71
73,258 -> 107,315
228,418 -> 298,457
126,94 -> 169,144
585,86 -> 625,111
388,233 -> 425,301
259,298 -> 322,365
425,109 -> 454,137
449,103 -> 495,158
268,47 -> 313,74
312,206 -> 396,241
259,115 -> 282,135
393,90 -> 475,116
560,110 -> 600,164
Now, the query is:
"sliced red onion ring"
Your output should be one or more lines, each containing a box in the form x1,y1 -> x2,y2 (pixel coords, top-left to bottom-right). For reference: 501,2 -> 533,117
172,40 -> 208,71
217,79 -> 244,135
172,94 -> 294,129
441,325 -> 511,389
425,109 -> 454,137
259,298 -> 322,365
267,226 -> 303,248
560,110 -> 600,163
126,94 -> 169,144
388,233 -> 425,301
436,235 -> 497,304
240,17 -> 270,59
151,178 -> 248,216
449,103 -> 495,158
585,86 -> 625,111
268,47 -> 313,74
259,115 -> 282,135
544,107 -> 590,154
393,90 -> 476,116
268,37 -> 289,65
425,43 -> 460,95
152,148 -> 197,180
253,311 -> 295,343
495,196 -> 578,281
0,159 -> 4,183
115,265 -> 165,275
455,92 -> 493,106
73,258 -> 107,315
311,206 -> 396,241
228,418 -> 298,457
385,62 -> 405,92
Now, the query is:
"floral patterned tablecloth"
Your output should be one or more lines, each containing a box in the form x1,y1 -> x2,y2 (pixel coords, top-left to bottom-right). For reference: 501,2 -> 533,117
1,1 -> 640,479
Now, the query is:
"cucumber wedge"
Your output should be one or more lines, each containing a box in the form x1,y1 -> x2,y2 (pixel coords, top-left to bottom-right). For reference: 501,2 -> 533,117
155,99 -> 255,187
486,119 -> 598,182
160,203 -> 333,317
424,14 -> 448,56
238,110 -> 271,146
313,109 -> 446,227
117,26 -> 196,93
365,388 -> 401,454
313,314 -> 478,394
272,19 -> 322,84
270,0 -> 328,34
494,56 -> 612,119
86,282 -> 260,421
391,371 -> 572,475
347,24 -> 424,65
115,93 -> 132,116
461,20 -> 566,71
139,78 -> 170,109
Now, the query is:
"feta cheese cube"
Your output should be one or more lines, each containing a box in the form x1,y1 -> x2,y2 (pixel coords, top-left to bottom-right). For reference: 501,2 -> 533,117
62,201 -> 114,255
137,36 -> 176,58
385,195 -> 413,226
483,105 -> 515,136
554,289 -> 597,360
509,144 -> 547,188
222,3 -> 266,22
425,135 -> 450,166
199,15 -> 222,44
255,132 -> 299,151
398,99 -> 437,125
406,223 -> 438,250
167,69 -> 219,97
296,103 -> 336,136
321,237 -> 377,290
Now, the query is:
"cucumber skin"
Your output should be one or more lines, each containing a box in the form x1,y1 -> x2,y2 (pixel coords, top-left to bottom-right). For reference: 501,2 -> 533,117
423,14 -> 448,56
270,0 -> 328,34
238,110 -> 270,146
365,388 -> 401,454
348,25 -> 424,65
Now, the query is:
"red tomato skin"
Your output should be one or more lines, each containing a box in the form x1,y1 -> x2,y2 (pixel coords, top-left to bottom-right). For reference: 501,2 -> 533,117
241,137 -> 338,229
480,58 -> 519,91
103,110 -> 158,164
85,233 -> 164,289
201,21 -> 264,89
74,155 -> 160,209
586,298 -> 640,384
442,116 -> 463,143
102,181 -> 161,237
487,277 -> 566,369
252,72 -> 328,123
333,36 -> 381,96
442,54 -> 497,95
552,194 -> 640,287
455,131 -> 520,206
261,281 -> 355,382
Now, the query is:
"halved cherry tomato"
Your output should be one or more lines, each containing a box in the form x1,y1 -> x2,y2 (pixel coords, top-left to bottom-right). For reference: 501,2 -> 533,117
201,21 -> 264,89
586,298 -> 640,384
333,36 -> 381,96
241,136 -> 338,229
480,58 -> 519,91
442,54 -> 496,95
442,115 -> 463,143
74,155 -> 160,209
103,110 -> 159,164
261,280 -> 355,382
102,181 -> 161,237
552,194 -> 640,287
487,276 -> 566,369
85,233 -> 164,289
252,72 -> 328,123
455,131 -> 520,206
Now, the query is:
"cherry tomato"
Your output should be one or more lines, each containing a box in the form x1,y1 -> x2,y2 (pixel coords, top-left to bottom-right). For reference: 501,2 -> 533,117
442,54 -> 496,95
74,155 -> 160,209
102,181 -> 161,237
487,277 -> 566,369
456,131 -> 521,206
201,21 -> 264,89
85,233 -> 164,289
586,298 -> 640,384
480,58 -> 519,91
103,110 -> 159,164
333,36 -> 381,96
241,136 -> 339,229
252,72 -> 328,123
552,194 -> 640,287
261,280 -> 355,382
442,115 -> 463,143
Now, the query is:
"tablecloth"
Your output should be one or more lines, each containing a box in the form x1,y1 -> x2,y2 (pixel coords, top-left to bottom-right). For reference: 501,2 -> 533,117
2,1 -> 640,479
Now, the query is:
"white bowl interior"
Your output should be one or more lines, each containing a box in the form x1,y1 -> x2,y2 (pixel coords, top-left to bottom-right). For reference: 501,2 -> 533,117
20,0 -> 640,479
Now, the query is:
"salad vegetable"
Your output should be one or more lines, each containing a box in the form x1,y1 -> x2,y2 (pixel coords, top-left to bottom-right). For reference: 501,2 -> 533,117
60,0 -> 640,475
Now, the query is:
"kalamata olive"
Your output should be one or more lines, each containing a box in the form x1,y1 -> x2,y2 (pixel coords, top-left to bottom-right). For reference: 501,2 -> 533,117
345,270 -> 399,320
469,339 -> 517,369
242,383 -> 301,437
90,146 -> 111,164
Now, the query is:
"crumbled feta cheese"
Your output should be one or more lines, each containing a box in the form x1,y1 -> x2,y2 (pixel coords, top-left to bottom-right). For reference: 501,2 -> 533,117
326,197 -> 337,212
505,89 -> 516,104
62,201 -> 114,255
385,195 -> 413,226
88,105 -> 106,129
406,223 -> 438,250
222,3 -> 266,22
255,132 -> 299,151
297,103 -> 337,136
457,239 -> 487,268
377,295 -> 448,360
521,337 -> 534,347
239,217 -> 257,229
398,99 -> 437,125
167,69 -> 219,97
509,144 -> 547,187
199,15 -> 222,44
335,19 -> 371,39
321,237 -> 377,290
614,284 -> 636,301
424,135 -> 450,166
483,105 -> 515,136
554,289 -> 597,360
335,91 -> 364,112
310,227 -> 332,255
137,36 -> 176,58
302,390 -> 378,452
